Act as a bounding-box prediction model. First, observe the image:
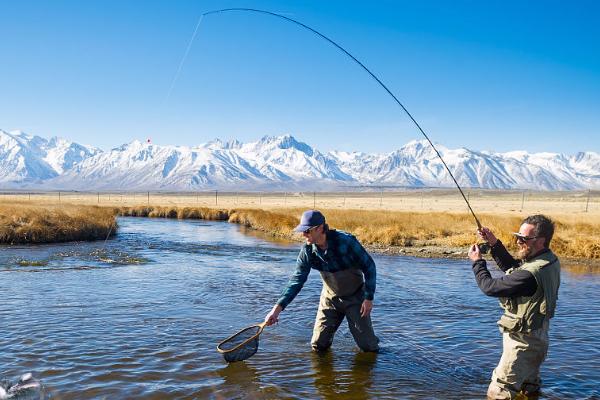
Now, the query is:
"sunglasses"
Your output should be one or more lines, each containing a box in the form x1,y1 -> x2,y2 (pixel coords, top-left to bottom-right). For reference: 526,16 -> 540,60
512,233 -> 538,243
303,225 -> 320,234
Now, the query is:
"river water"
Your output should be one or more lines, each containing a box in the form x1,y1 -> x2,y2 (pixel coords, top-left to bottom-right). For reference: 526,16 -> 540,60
1,217 -> 598,399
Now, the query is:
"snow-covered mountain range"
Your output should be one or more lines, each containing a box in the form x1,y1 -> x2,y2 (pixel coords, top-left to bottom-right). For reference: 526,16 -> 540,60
1,129 -> 598,191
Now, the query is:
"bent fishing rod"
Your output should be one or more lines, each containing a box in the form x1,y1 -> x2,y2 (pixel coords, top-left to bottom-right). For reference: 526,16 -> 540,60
199,7 -> 483,229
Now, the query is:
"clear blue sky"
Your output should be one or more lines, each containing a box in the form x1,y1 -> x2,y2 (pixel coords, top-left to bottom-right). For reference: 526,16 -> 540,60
1,0 -> 599,154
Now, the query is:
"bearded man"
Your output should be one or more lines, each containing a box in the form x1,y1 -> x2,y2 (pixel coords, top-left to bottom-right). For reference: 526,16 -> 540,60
468,214 -> 560,399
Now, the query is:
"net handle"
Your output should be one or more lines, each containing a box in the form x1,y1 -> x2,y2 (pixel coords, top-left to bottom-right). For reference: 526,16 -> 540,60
216,321 -> 267,354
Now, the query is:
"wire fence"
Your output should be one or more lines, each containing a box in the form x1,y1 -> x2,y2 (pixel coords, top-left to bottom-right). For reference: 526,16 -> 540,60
0,189 -> 598,215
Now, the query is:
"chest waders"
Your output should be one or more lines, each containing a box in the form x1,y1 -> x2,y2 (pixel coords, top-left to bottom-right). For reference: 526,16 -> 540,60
308,244 -> 379,352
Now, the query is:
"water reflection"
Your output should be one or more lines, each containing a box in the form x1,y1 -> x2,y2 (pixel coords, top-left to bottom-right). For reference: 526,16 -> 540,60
238,225 -> 301,246
562,262 -> 600,275
217,362 -> 263,399
311,351 -> 377,400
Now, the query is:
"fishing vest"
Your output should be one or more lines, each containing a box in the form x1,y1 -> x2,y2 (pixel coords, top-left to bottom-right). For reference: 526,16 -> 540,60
497,250 -> 560,334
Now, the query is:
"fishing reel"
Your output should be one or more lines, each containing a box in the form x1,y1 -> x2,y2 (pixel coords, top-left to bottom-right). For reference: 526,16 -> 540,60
477,242 -> 491,254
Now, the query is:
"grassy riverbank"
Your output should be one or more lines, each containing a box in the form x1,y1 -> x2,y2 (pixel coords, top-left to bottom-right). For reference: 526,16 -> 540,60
117,206 -> 600,263
2,199 -> 598,265
0,204 -> 117,244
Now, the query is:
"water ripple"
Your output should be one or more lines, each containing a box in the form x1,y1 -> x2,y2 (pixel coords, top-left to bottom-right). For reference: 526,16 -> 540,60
0,217 -> 598,399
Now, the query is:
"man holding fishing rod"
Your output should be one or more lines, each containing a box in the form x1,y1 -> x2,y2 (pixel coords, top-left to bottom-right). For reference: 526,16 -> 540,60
468,215 -> 560,399
264,210 -> 379,353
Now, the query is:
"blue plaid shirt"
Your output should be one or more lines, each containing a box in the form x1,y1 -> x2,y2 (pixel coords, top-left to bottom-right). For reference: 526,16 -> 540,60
277,230 -> 377,309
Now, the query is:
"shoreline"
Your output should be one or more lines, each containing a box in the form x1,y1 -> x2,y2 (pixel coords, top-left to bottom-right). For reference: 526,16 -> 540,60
363,243 -> 600,270
2,203 -> 598,270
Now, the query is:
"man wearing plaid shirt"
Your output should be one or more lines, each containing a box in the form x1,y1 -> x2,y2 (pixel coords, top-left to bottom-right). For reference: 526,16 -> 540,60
264,210 -> 379,352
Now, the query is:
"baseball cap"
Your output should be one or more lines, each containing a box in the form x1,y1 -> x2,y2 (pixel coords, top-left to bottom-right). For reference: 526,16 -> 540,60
293,210 -> 325,232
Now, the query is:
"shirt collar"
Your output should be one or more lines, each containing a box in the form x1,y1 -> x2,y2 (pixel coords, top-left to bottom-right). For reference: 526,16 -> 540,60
311,231 -> 332,255
524,247 -> 550,262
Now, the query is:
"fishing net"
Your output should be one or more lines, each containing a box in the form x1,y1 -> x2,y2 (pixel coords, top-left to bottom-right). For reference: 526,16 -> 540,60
217,323 -> 265,362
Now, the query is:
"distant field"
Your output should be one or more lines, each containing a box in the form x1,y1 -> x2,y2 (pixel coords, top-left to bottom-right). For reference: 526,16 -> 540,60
1,189 -> 598,218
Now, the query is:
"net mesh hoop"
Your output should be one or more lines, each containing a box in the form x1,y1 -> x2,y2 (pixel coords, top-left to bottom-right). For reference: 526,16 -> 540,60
217,323 -> 265,355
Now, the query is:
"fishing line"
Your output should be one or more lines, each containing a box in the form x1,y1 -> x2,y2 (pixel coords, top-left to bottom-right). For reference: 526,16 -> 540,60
164,14 -> 205,105
180,7 -> 483,229
100,220 -> 115,251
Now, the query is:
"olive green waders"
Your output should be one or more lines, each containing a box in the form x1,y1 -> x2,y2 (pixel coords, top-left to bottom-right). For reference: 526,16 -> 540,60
487,320 -> 549,399
311,269 -> 379,352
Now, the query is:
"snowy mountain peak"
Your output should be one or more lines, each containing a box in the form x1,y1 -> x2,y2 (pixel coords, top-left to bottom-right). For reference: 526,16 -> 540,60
201,138 -> 243,150
116,139 -> 154,152
402,139 -> 428,150
254,135 -> 314,156
8,129 -> 31,139
0,129 -> 598,191
0,130 -> 99,181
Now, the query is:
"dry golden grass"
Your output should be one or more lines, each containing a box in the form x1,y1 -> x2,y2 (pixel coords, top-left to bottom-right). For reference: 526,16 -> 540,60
2,191 -> 599,261
228,209 -> 298,238
117,206 -> 297,237
551,219 -> 600,259
115,205 -> 600,260
118,206 -> 229,220
223,208 -> 523,249
0,204 -> 117,244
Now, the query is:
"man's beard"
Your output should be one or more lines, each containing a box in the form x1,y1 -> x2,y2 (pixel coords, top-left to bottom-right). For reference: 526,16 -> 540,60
517,246 -> 533,260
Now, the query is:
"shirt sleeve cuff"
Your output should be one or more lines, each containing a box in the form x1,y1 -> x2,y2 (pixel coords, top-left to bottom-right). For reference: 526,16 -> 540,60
472,259 -> 487,270
276,299 -> 288,310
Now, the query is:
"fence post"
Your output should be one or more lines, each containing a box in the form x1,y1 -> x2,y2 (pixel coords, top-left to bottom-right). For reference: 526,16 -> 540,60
215,190 -> 218,206
58,191 -> 61,204
147,191 -> 150,205
97,192 -> 100,204
467,191 -> 470,213
585,189 -> 590,213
